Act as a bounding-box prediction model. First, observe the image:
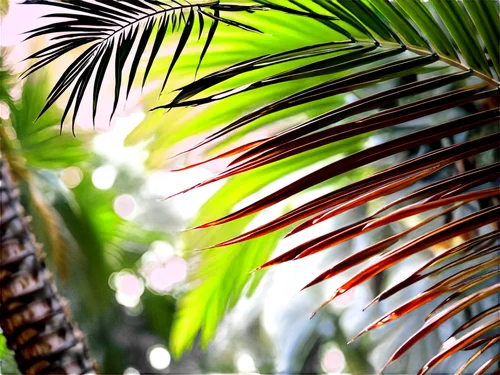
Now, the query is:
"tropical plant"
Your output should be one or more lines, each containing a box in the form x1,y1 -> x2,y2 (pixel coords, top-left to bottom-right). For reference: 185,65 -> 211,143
0,51 -> 176,373
23,0 -> 499,374
1,54 -> 99,373
0,160 -> 101,374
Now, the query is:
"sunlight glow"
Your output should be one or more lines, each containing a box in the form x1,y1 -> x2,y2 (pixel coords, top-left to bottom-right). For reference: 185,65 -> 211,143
392,265 -> 414,284
148,345 -> 171,370
266,306 -> 281,331
165,259 -> 187,283
236,352 -> 257,373
140,244 -> 187,294
149,259 -> 187,292
142,168 -> 222,220
119,273 -> 142,296
291,221 -> 330,247
115,292 -> 140,308
113,194 -> 137,219
92,112 -> 148,170
61,166 -> 83,189
92,165 -> 117,190
111,271 -> 144,308
279,221 -> 330,298
322,347 -> 346,373
150,241 -> 175,261
9,87 -> 21,101
0,101 -> 10,120
149,267 -> 171,290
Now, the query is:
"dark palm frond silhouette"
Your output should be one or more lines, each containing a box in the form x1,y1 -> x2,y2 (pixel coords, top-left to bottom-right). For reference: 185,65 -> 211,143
23,0 -> 499,374
21,0 -> 277,132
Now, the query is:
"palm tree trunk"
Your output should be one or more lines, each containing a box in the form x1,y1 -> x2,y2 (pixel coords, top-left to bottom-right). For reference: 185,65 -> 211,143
0,159 -> 98,374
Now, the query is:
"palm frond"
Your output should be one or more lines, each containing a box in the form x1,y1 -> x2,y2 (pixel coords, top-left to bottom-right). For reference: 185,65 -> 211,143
159,1 -> 500,370
21,0 -> 270,132
27,0 -> 500,373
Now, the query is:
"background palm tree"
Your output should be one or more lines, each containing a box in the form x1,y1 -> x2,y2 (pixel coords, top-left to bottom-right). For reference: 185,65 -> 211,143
15,0 -> 500,374
1,52 -> 101,373
0,50 -> 184,373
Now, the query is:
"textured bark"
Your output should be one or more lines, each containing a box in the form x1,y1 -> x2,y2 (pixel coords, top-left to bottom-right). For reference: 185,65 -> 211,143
0,159 -> 98,374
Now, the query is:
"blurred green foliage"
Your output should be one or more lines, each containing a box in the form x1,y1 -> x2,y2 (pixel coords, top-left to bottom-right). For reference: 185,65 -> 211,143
0,50 -> 175,373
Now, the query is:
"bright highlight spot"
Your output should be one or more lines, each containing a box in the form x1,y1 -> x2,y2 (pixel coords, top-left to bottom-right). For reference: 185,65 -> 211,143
236,352 -> 257,373
148,345 -> 171,370
334,288 -> 354,307
119,273 -> 142,296
150,241 -> 174,261
140,243 -> 187,294
116,292 -> 140,307
92,112 -> 148,171
322,347 -> 346,373
291,221 -> 330,247
442,337 -> 457,350
61,166 -> 83,189
123,367 -> 140,375
110,271 -> 144,308
266,306 -> 281,331
165,259 -> 188,283
0,101 -> 10,120
9,87 -> 21,101
92,165 -> 117,190
150,267 -> 170,290
113,194 -> 137,219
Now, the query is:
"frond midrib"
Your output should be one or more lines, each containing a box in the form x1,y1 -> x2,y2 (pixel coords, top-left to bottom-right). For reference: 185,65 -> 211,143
368,39 -> 500,87
98,1 -> 218,47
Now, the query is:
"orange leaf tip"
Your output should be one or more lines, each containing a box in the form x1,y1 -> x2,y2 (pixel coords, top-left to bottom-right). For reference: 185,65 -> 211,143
176,224 -> 208,233
194,245 -> 217,252
363,296 -> 379,311
310,300 -> 329,318
248,265 -> 262,274
347,329 -> 366,344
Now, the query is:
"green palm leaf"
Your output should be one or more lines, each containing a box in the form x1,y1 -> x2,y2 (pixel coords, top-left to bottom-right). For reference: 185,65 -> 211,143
21,0 -> 269,131
26,0 -> 500,373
